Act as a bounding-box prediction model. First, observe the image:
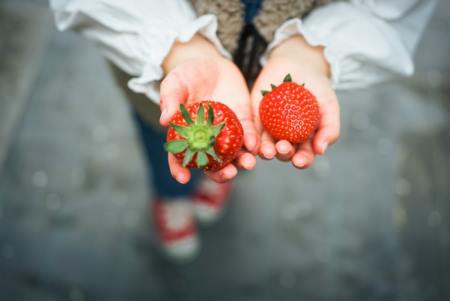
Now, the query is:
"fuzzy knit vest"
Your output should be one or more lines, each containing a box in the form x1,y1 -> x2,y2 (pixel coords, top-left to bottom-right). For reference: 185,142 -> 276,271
191,0 -> 331,83
191,0 -> 331,52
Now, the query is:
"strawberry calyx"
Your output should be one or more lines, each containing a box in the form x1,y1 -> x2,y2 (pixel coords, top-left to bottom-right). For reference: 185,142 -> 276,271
282,73 -> 305,86
164,104 -> 224,168
260,73 -> 308,96
261,74 -> 293,96
283,73 -> 292,82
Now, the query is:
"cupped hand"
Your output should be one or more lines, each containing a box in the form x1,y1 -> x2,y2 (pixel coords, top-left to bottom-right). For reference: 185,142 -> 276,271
251,35 -> 340,169
160,36 -> 258,183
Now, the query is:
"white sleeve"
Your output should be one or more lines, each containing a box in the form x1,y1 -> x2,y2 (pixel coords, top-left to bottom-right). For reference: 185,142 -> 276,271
49,0 -> 230,103
262,0 -> 437,90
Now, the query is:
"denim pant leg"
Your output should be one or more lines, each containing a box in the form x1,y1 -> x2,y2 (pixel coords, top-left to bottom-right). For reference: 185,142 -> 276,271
133,112 -> 202,199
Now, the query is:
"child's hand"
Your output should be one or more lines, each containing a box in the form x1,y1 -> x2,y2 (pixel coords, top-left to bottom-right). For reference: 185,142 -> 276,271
251,35 -> 340,168
160,35 -> 258,183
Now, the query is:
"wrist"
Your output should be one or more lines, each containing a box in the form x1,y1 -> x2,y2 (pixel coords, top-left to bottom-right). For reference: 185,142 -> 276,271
269,35 -> 330,77
162,34 -> 223,74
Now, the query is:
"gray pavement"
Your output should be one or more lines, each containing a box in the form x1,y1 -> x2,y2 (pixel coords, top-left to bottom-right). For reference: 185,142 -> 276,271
0,1 -> 449,300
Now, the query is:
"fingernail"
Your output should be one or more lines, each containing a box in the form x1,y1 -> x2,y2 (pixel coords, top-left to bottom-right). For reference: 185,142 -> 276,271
244,155 -> 255,170
262,144 -> 275,158
321,142 -> 328,154
245,134 -> 256,151
294,156 -> 305,168
227,167 -> 237,178
248,156 -> 256,169
279,144 -> 289,154
177,173 -> 187,184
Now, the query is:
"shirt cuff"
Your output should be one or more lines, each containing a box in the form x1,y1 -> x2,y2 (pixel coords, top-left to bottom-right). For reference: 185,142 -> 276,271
261,19 -> 340,86
127,14 -> 230,104
260,18 -> 342,88
260,2 -> 415,90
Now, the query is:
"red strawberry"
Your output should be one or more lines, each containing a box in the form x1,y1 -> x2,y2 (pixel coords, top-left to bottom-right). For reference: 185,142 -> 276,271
164,101 -> 244,172
259,74 -> 320,144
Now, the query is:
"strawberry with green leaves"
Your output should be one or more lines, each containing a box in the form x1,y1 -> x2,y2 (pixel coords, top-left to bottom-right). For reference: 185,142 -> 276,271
259,74 -> 320,144
164,101 -> 244,172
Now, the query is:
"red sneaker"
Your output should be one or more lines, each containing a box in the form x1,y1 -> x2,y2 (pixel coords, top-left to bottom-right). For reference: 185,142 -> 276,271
192,178 -> 234,225
152,198 -> 199,262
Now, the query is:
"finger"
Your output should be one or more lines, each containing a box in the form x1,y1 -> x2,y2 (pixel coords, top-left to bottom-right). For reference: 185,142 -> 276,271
159,72 -> 188,126
239,117 -> 259,154
235,152 -> 257,170
292,140 -> 315,169
259,131 -> 276,159
168,153 -> 191,184
205,164 -> 238,183
275,140 -> 296,161
313,94 -> 340,155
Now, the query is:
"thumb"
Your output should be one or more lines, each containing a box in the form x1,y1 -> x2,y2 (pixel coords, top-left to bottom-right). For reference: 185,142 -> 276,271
159,72 -> 188,126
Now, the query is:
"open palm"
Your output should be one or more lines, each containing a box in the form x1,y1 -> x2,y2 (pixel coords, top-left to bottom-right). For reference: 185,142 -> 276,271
251,55 -> 340,168
160,56 -> 258,183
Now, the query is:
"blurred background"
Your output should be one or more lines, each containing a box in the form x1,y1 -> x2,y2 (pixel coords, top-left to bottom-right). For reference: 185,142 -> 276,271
0,0 -> 449,300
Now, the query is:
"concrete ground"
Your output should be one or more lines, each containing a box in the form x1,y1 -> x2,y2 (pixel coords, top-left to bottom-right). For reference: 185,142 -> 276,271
0,1 -> 449,300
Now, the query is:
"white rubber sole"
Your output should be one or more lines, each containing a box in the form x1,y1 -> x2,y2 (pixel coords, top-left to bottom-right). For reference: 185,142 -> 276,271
194,202 -> 225,226
160,235 -> 200,263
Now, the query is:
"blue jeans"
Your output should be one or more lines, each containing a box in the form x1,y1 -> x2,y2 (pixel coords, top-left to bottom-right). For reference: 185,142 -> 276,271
133,112 -> 202,199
